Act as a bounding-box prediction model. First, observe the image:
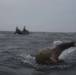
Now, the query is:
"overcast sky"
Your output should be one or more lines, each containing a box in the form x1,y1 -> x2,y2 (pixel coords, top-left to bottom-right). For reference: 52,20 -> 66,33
0,0 -> 76,32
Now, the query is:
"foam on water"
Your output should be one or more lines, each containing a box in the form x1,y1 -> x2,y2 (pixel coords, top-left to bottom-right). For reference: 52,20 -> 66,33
53,40 -> 62,46
20,54 -> 35,59
53,40 -> 76,60
59,47 -> 76,60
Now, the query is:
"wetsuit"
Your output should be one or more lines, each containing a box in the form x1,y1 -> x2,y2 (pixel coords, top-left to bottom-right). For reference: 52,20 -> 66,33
35,42 -> 75,64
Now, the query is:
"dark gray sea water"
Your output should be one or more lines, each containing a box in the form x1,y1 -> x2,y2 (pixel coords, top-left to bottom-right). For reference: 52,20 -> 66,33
0,31 -> 76,75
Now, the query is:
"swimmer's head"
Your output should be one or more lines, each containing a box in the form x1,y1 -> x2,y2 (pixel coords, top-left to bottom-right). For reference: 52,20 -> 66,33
53,40 -> 62,46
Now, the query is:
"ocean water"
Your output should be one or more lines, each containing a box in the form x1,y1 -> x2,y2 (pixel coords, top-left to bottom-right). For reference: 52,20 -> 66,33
0,31 -> 76,75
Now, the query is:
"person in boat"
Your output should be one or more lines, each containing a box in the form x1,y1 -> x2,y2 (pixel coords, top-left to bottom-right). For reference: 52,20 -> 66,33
35,41 -> 76,65
22,26 -> 29,34
23,26 -> 27,32
15,27 -> 22,34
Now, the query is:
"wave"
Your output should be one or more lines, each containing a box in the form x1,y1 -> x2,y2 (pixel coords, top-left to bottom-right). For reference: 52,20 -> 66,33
34,63 -> 72,71
19,53 -> 75,70
19,54 -> 71,71
20,54 -> 35,68
0,42 -> 76,71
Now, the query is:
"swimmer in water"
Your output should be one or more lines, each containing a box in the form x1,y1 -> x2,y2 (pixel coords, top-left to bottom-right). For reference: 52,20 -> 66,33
35,41 -> 76,64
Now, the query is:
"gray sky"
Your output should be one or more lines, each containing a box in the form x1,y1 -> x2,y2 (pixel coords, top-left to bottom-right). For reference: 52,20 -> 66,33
0,0 -> 76,32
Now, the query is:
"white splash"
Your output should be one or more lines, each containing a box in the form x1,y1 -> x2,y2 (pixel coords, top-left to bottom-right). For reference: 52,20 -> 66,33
59,47 -> 76,60
53,40 -> 76,60
53,40 -> 62,46
20,54 -> 35,59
